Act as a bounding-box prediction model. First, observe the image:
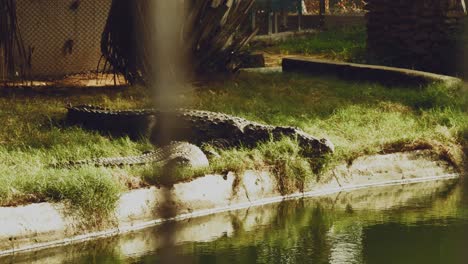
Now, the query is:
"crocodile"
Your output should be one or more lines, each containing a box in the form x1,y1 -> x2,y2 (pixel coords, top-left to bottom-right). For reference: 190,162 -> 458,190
54,141 -> 209,169
65,105 -> 334,166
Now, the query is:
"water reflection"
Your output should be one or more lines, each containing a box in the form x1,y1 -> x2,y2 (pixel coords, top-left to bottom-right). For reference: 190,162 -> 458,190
327,224 -> 363,264
2,178 -> 466,264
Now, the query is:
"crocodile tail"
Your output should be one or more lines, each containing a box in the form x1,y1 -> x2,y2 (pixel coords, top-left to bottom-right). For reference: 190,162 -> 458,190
51,151 -> 159,168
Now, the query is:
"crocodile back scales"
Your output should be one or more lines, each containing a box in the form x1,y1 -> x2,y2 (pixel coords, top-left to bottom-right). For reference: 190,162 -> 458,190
64,105 -> 334,167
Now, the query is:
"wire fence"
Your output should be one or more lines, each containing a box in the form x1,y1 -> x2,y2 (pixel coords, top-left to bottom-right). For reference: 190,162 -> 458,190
251,0 -> 366,35
14,0 -> 111,78
1,0 -> 366,80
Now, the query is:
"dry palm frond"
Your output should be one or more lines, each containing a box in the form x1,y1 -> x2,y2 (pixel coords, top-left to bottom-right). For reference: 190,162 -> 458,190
100,0 -> 257,85
0,0 -> 29,81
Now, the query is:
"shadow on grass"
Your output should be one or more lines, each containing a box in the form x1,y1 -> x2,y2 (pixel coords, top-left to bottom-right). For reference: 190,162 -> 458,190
252,26 -> 367,63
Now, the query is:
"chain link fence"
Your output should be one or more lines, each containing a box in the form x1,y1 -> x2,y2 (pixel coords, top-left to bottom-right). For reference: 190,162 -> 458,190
251,0 -> 365,35
3,0 -> 368,79
15,0 -> 111,78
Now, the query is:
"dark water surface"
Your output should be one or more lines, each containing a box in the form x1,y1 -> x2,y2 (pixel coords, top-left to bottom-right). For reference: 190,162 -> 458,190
3,178 -> 467,264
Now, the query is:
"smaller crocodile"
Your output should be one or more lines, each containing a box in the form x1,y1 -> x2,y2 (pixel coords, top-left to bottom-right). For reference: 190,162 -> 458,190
54,142 -> 209,169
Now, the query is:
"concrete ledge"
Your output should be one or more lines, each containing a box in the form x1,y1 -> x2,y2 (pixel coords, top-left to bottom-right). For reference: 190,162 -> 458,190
2,178 -> 457,264
239,66 -> 282,74
282,57 -> 463,88
0,150 -> 459,257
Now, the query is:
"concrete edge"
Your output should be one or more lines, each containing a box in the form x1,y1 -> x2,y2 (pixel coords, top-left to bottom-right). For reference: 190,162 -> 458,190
282,57 -> 463,88
0,150 -> 460,257
239,66 -> 282,73
251,29 -> 318,43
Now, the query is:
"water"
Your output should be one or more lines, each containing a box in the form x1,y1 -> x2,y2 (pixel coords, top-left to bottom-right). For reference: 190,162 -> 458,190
2,177 -> 467,264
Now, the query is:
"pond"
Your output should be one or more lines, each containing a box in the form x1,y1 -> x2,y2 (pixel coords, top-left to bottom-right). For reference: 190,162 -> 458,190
3,177 -> 467,264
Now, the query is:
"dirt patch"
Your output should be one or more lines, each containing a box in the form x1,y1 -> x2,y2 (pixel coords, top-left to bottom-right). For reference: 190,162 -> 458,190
1,72 -> 127,92
381,140 -> 466,174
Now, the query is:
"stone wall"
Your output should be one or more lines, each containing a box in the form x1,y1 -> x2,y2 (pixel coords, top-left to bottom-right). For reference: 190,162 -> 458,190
365,0 -> 467,76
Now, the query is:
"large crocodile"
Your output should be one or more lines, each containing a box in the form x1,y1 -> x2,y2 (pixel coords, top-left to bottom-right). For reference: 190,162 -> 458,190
65,105 -> 334,166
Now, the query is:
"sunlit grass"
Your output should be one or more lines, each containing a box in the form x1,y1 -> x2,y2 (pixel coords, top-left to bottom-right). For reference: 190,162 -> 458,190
190,73 -> 467,166
0,90 -> 153,221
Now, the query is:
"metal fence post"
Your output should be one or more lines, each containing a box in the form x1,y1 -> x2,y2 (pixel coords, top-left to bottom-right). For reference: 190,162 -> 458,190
268,12 -> 273,34
297,0 -> 302,31
0,46 -> 4,81
274,12 -> 279,33
251,9 -> 256,30
319,0 -> 325,28
282,7 -> 288,29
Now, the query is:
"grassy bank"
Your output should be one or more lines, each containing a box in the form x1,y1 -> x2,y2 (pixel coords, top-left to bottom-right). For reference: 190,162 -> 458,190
0,91 -> 153,220
0,72 -> 466,220
252,26 -> 367,63
188,73 -> 466,183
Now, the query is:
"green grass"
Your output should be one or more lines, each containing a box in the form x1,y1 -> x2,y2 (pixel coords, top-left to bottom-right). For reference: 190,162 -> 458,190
147,73 -> 466,192
141,137 -> 316,195
0,72 -> 466,221
0,90 -> 153,221
189,73 -> 467,166
254,26 -> 367,63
